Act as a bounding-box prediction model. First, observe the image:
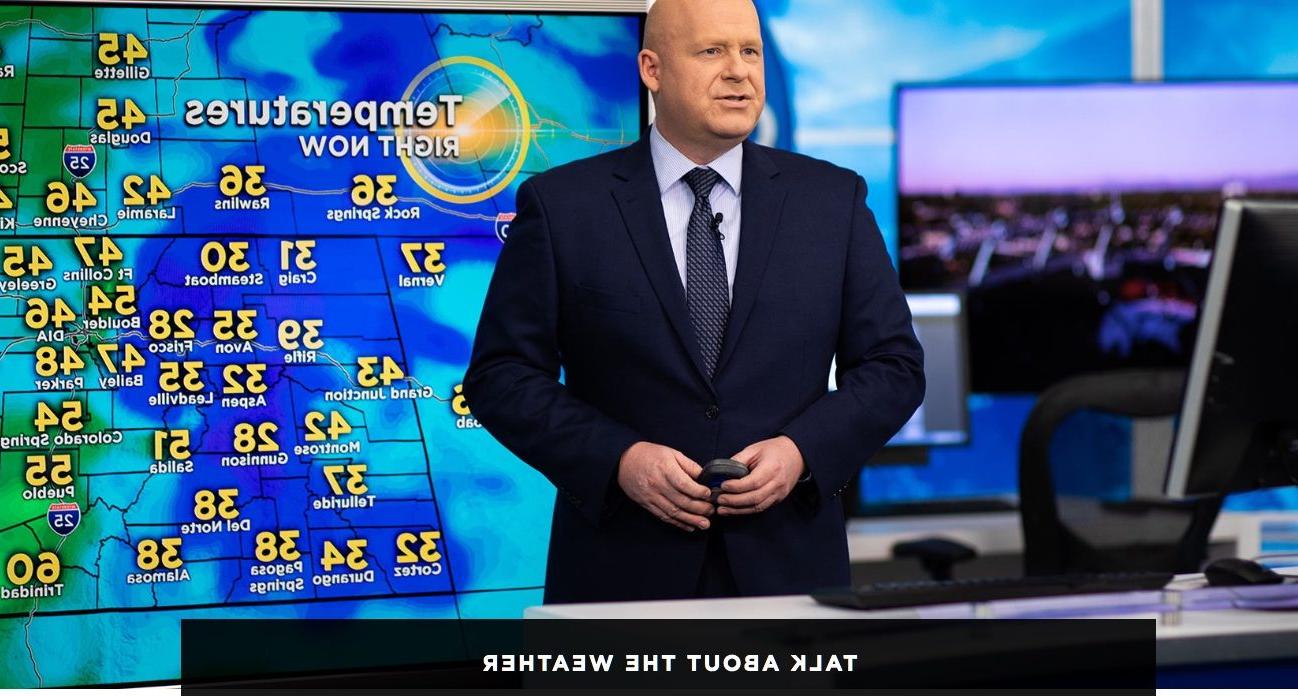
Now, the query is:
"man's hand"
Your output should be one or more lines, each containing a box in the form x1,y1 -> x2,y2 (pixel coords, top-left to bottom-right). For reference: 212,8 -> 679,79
716,436 -> 805,516
617,441 -> 715,532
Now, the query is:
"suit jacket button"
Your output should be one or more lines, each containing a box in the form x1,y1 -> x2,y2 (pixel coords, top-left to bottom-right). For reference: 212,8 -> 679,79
705,405 -> 720,420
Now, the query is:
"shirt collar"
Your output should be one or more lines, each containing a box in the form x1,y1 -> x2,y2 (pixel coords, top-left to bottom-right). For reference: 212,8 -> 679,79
649,123 -> 743,196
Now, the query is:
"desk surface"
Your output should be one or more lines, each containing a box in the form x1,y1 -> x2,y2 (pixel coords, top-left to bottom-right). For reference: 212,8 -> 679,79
847,510 -> 1279,561
526,573 -> 1298,667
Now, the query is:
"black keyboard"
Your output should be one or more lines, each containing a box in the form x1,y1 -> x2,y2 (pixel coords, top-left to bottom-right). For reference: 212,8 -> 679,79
813,572 -> 1173,610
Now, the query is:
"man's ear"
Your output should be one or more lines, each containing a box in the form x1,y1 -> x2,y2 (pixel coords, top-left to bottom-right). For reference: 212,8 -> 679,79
638,49 -> 661,93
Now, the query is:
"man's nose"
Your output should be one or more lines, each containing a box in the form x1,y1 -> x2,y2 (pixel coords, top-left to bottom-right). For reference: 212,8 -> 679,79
720,49 -> 749,81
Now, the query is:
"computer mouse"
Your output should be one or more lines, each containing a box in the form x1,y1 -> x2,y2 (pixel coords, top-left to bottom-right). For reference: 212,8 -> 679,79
1203,557 -> 1285,587
699,458 -> 748,502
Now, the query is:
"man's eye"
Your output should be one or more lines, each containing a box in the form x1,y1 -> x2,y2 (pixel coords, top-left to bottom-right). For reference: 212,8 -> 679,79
702,47 -> 721,55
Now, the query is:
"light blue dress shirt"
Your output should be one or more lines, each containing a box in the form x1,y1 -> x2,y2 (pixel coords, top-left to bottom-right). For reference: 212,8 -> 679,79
648,124 -> 743,298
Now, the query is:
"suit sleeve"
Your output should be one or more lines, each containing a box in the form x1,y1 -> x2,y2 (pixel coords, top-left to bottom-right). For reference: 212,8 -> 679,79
463,178 -> 643,527
780,175 -> 926,506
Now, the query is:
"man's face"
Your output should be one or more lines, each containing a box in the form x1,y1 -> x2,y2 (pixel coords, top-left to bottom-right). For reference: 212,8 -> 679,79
642,0 -> 766,149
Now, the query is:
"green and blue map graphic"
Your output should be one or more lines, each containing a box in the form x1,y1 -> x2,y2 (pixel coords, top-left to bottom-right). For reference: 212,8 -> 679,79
0,4 -> 641,687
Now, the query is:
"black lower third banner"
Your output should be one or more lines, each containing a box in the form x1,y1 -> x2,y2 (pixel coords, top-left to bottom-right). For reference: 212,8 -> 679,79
180,619 -> 1154,693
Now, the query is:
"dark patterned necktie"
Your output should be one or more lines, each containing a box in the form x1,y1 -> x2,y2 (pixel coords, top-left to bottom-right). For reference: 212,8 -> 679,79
682,167 -> 729,380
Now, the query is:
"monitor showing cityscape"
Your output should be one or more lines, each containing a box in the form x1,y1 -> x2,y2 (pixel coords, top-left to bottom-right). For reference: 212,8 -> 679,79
897,82 -> 1298,392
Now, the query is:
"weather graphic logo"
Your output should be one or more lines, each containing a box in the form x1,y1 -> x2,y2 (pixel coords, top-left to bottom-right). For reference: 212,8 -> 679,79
62,144 -> 96,179
46,503 -> 80,536
495,212 -> 516,243
398,56 -> 531,205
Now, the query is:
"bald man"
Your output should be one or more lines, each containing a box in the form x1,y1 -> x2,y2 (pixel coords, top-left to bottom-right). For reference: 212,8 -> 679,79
465,0 -> 924,603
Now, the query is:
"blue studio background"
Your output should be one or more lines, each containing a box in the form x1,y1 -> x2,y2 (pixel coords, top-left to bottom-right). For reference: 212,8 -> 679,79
750,0 -> 1298,511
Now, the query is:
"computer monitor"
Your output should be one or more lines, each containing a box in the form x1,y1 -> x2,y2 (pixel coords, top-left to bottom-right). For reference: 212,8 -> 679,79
1164,200 -> 1298,498
897,81 -> 1298,392
831,293 -> 970,448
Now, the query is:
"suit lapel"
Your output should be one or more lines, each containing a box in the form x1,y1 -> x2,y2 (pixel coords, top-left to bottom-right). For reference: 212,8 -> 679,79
610,139 -> 715,392
716,141 -> 787,376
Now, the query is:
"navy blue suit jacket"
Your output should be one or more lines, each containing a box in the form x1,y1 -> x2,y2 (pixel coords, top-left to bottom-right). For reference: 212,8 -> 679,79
464,137 -> 924,603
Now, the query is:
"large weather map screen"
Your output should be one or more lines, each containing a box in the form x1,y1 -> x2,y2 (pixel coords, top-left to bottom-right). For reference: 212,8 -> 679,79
0,3 -> 642,687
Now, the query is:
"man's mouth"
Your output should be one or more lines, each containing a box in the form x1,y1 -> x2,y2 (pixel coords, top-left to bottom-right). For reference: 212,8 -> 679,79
718,95 -> 750,102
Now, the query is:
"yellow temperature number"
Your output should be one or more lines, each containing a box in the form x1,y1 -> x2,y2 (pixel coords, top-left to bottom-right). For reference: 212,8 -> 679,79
6,552 -> 60,586
218,164 -> 266,197
356,356 -> 403,388
86,284 -> 137,317
304,410 -> 351,442
280,239 -> 316,271
277,319 -> 323,350
96,98 -> 146,131
24,297 -> 76,330
135,538 -> 182,571
322,464 -> 367,496
233,422 -> 278,453
395,531 -> 443,565
148,308 -> 196,340
158,360 -> 205,393
193,488 -> 239,521
222,363 -> 267,395
24,454 -> 73,487
46,181 -> 97,214
2,245 -> 53,278
400,242 -> 446,274
73,236 -> 124,267
200,241 -> 251,273
153,429 -> 191,461
97,32 -> 148,65
34,400 -> 82,433
351,174 -> 397,207
34,345 -> 86,377
122,174 -> 171,207
213,309 -> 258,341
254,530 -> 301,563
320,539 -> 367,572
95,342 -> 146,374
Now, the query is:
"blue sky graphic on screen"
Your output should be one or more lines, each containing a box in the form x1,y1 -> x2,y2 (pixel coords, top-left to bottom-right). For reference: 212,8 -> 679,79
897,82 -> 1298,393
0,5 -> 641,687
752,0 -> 1137,510
754,0 -> 1132,260
755,1 -> 1298,511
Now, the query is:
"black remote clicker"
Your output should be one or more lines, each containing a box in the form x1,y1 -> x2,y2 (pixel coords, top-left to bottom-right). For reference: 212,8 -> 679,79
699,458 -> 748,502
